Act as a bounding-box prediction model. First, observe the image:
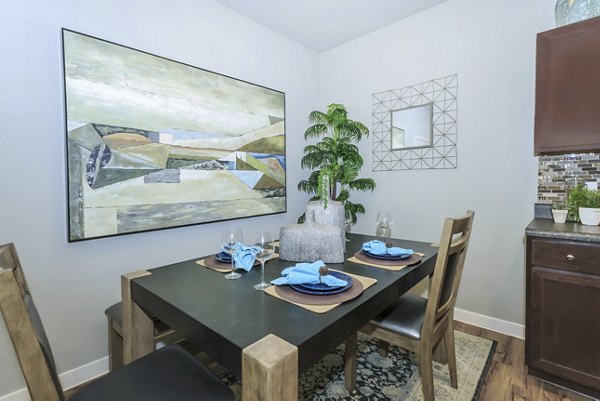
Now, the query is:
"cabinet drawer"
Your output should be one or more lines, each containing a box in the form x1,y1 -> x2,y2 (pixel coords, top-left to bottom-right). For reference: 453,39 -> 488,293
531,238 -> 600,275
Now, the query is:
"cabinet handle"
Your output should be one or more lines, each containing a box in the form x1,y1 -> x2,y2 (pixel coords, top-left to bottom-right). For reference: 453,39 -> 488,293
566,254 -> 575,261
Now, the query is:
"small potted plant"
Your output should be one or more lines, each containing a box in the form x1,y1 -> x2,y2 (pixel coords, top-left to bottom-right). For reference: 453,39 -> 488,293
568,185 -> 600,226
551,201 -> 569,223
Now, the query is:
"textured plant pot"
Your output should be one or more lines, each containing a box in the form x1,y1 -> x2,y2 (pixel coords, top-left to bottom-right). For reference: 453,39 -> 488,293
306,200 -> 345,249
279,210 -> 344,263
578,207 -> 600,226
551,209 -> 568,223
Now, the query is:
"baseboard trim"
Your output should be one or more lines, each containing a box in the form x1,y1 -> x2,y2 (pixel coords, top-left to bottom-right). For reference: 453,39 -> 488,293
455,307 -> 525,339
59,355 -> 109,390
0,356 -> 108,401
0,389 -> 28,401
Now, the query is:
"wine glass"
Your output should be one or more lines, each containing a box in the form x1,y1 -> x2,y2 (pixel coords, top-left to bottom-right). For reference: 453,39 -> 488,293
344,209 -> 355,242
222,228 -> 243,280
253,232 -> 275,290
376,212 -> 393,240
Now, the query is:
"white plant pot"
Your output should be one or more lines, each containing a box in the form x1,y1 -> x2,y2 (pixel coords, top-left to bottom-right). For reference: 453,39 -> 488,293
578,207 -> 600,226
551,209 -> 568,223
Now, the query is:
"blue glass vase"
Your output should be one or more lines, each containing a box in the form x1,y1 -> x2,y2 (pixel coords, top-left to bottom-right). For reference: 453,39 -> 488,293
555,0 -> 600,27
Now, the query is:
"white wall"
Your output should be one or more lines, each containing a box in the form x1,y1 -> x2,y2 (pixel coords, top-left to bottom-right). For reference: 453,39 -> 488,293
319,0 -> 555,327
0,0 -> 317,397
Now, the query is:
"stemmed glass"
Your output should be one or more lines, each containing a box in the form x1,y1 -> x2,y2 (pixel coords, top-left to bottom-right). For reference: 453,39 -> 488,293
376,212 -> 393,240
253,232 -> 275,290
344,209 -> 355,242
222,228 -> 243,280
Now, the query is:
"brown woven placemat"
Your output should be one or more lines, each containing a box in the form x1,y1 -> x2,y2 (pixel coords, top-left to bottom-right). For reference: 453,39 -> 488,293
348,251 -> 424,271
264,271 -> 377,313
196,255 -> 263,273
274,277 -> 364,306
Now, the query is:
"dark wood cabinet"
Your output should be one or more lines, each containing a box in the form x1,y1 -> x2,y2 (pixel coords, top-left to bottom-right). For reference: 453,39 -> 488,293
526,236 -> 600,398
535,16 -> 600,155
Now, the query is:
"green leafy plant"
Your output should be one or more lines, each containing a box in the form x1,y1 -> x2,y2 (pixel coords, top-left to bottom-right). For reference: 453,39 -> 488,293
551,201 -> 567,210
297,103 -> 375,223
567,185 -> 600,221
317,169 -> 331,209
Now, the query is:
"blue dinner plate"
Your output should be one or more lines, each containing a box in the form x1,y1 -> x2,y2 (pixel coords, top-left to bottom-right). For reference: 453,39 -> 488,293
361,249 -> 413,261
215,251 -> 232,263
290,271 -> 353,295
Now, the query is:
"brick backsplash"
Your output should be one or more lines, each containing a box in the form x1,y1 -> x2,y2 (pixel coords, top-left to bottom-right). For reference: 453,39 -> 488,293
538,153 -> 600,203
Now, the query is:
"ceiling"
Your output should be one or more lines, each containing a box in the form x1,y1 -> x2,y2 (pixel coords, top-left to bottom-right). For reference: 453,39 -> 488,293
213,0 -> 449,52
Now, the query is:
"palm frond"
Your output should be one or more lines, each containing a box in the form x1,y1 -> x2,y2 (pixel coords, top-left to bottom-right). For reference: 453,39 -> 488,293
301,152 -> 326,169
308,110 -> 328,124
304,124 -> 327,139
347,178 -> 376,192
337,121 -> 369,142
336,189 -> 350,202
302,144 -> 320,154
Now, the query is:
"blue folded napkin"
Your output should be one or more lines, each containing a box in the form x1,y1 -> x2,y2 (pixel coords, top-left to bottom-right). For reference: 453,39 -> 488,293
271,261 -> 348,288
362,240 -> 414,257
221,243 -> 260,271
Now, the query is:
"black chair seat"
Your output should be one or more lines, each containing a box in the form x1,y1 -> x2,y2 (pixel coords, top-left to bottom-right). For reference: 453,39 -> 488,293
69,344 -> 234,401
105,302 -> 170,333
371,293 -> 427,340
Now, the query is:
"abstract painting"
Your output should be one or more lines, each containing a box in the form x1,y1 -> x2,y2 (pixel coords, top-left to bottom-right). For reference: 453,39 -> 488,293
62,29 -> 286,241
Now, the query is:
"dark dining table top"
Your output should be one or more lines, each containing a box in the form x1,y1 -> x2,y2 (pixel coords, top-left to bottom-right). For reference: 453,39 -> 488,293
131,233 -> 438,377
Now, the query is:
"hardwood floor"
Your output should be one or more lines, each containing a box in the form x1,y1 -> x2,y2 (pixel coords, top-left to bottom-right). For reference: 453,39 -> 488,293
454,321 -> 596,401
65,322 -> 597,400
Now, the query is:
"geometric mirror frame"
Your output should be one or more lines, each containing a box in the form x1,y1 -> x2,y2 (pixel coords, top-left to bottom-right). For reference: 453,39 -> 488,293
372,74 -> 458,171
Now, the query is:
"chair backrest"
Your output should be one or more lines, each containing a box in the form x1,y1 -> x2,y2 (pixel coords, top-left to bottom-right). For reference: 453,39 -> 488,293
0,243 -> 64,401
423,211 -> 474,333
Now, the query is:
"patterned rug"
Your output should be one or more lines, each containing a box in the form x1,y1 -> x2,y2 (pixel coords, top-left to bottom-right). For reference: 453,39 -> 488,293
214,331 -> 496,401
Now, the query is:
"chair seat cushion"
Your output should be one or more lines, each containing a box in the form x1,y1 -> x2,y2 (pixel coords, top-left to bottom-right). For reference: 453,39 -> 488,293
69,344 -> 234,401
371,293 -> 427,340
104,303 -> 123,325
105,302 -> 170,333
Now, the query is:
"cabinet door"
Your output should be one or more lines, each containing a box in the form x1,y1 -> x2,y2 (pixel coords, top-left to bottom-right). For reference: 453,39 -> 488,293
535,16 -> 600,154
529,266 -> 600,390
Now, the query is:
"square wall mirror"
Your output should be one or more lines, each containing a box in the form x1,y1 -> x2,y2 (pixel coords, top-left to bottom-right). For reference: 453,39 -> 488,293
372,74 -> 457,171
391,103 -> 433,150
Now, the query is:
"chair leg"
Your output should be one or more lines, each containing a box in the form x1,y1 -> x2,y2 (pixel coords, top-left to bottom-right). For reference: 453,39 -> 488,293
444,326 -> 458,389
419,346 -> 435,401
344,332 -> 357,392
107,321 -> 124,371
378,339 -> 389,357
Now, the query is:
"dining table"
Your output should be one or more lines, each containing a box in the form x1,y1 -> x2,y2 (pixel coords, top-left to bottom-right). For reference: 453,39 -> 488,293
121,233 -> 438,401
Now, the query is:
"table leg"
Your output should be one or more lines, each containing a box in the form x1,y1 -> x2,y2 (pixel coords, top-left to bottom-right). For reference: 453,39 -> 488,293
344,332 -> 358,391
242,334 -> 298,401
122,270 -> 154,364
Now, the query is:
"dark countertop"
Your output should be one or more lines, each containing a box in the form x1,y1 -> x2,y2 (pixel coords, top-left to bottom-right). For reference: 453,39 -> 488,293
526,218 -> 600,242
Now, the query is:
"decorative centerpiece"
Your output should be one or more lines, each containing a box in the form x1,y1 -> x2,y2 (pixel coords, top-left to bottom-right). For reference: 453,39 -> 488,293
279,210 -> 344,263
306,198 -> 345,244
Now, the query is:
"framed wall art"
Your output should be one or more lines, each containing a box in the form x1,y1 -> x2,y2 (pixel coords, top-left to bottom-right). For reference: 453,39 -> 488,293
62,29 -> 286,241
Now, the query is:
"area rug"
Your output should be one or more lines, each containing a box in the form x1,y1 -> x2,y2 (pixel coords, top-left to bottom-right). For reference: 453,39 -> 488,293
214,330 -> 496,401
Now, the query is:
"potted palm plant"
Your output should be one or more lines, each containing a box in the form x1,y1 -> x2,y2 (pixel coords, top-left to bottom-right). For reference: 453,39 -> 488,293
297,103 -> 375,223
568,185 -> 600,225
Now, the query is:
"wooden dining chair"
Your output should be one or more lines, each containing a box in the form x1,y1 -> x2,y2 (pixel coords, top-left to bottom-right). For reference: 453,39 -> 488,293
349,210 -> 474,401
0,243 -> 234,401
